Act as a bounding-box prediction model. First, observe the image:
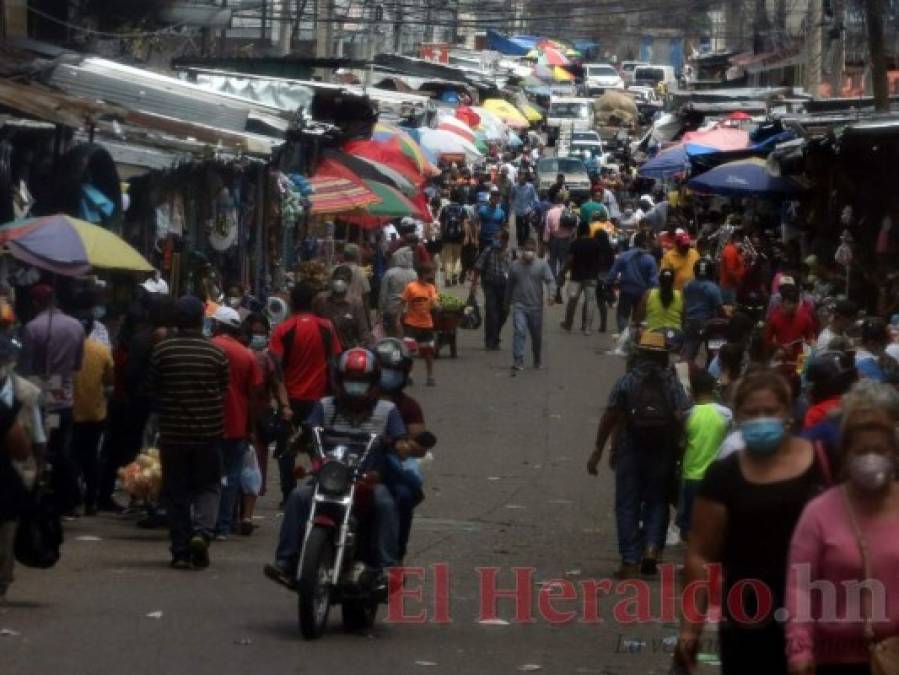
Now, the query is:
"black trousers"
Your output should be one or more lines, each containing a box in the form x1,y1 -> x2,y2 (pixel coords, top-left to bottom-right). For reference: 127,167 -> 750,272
72,420 -> 105,510
159,441 -> 223,558
46,409 -> 79,514
279,400 -> 318,504
483,282 -> 508,349
98,400 -> 149,505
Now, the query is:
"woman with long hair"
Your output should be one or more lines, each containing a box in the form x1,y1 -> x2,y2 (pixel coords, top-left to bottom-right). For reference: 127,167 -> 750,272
634,268 -> 683,332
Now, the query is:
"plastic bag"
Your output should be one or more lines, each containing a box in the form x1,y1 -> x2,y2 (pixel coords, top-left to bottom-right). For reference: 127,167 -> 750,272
460,292 -> 482,330
240,447 -> 263,496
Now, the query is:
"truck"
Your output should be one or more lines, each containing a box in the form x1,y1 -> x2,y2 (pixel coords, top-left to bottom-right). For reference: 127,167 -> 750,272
592,91 -> 639,163
546,96 -> 595,149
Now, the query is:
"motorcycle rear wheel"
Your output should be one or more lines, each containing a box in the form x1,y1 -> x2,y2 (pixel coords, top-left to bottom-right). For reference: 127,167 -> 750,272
297,527 -> 335,639
342,599 -> 378,632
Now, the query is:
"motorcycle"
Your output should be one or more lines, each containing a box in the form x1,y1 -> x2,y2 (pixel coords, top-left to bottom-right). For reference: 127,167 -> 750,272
295,427 -> 383,639
701,318 -> 730,363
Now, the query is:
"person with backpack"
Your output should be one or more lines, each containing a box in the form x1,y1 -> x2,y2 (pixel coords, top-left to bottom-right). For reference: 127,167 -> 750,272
439,188 -> 468,287
588,330 -> 689,579
606,232 -> 660,333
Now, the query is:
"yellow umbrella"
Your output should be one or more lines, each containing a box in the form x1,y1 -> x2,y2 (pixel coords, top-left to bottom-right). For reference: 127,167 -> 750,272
518,101 -> 543,123
482,99 -> 530,129
553,66 -> 574,82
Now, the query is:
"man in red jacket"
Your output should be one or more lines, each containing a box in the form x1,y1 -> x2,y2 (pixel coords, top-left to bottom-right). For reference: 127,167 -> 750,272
764,283 -> 816,362
719,230 -> 745,305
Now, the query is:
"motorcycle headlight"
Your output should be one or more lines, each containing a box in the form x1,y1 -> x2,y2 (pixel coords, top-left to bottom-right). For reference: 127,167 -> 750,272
318,461 -> 351,495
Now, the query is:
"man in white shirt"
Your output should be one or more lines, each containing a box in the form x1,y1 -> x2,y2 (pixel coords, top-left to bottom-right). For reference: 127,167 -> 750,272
816,299 -> 857,351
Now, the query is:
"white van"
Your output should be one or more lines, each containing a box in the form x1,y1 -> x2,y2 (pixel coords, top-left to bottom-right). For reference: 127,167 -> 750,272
632,65 -> 678,92
546,97 -> 595,147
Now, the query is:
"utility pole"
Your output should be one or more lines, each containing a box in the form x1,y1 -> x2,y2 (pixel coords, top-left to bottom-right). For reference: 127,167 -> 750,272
277,0 -> 292,55
865,0 -> 890,111
828,0 -> 845,95
805,0 -> 822,96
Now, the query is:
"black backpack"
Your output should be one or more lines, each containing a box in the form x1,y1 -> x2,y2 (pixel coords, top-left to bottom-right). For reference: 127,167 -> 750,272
440,204 -> 465,243
625,368 -> 678,446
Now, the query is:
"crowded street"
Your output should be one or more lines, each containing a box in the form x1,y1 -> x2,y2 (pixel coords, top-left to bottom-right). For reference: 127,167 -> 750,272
4,321 -> 695,675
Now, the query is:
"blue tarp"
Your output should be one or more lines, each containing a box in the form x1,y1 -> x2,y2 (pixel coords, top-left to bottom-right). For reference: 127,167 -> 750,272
487,30 -> 535,56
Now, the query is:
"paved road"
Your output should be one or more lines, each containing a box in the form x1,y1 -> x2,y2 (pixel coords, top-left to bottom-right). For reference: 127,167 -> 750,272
1,305 -> 713,675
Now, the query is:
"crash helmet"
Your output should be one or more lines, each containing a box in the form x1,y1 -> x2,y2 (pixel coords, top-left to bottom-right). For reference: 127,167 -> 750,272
805,350 -> 857,402
374,338 -> 413,392
335,348 -> 381,402
693,257 -> 716,281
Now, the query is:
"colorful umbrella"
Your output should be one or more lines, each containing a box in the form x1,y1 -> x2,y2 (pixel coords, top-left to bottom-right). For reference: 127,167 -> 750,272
437,115 -> 476,143
0,214 -> 153,276
727,111 -> 753,121
483,99 -> 530,129
553,65 -> 574,82
343,138 -> 428,185
360,180 -> 422,218
638,144 -> 689,179
532,63 -> 554,80
686,157 -> 808,197
319,150 -> 417,196
371,122 -> 437,176
538,46 -> 569,66
681,126 -> 749,152
306,175 -> 381,215
410,128 -> 483,163
455,105 -> 481,129
517,101 -> 544,123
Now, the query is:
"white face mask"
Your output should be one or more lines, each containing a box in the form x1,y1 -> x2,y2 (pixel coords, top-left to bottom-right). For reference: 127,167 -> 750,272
332,279 -> 348,295
848,452 -> 894,492
522,250 -> 536,262
343,381 -> 370,398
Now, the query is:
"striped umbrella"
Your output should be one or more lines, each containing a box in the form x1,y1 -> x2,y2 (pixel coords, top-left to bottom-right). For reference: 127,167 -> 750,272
319,150 -> 417,196
437,115 -> 477,143
371,122 -> 437,176
0,214 -> 152,276
306,175 -> 381,215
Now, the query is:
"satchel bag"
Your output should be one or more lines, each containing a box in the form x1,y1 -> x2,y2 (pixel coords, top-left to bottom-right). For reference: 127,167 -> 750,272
841,486 -> 899,675
14,483 -> 62,569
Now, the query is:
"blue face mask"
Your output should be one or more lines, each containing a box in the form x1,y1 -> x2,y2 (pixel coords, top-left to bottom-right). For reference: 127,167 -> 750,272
379,369 -> 405,392
740,417 -> 787,456
250,335 -> 268,351
343,381 -> 371,398
93,306 -> 106,320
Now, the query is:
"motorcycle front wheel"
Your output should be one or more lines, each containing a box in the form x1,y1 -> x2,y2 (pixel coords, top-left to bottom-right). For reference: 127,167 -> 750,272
297,527 -> 335,639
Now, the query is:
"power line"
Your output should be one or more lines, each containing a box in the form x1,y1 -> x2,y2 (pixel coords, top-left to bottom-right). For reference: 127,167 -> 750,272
27,5 -> 190,39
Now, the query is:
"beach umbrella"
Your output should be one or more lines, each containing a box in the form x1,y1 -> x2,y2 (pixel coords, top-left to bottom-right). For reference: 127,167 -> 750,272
638,144 -> 689,179
0,214 -> 153,276
319,150 -> 417,196
552,65 -> 574,82
538,46 -> 569,66
371,122 -> 437,176
506,131 -> 524,147
682,126 -> 749,152
455,105 -> 481,129
517,100 -> 544,123
338,180 -> 429,229
532,63 -> 554,80
686,157 -> 808,197
411,128 -> 483,163
306,175 -> 381,215
483,99 -> 530,129
343,138 -> 430,185
437,115 -> 477,143
727,111 -> 753,121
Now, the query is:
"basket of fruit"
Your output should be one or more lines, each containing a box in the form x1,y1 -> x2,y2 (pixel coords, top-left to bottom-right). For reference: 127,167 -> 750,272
431,293 -> 466,358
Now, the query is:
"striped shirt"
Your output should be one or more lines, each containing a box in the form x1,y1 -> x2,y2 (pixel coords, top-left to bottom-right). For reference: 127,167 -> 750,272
146,333 -> 229,445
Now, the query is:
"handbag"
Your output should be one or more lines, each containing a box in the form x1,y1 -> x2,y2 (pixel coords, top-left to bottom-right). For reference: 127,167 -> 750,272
460,291 -> 482,330
14,483 -> 63,569
841,486 -> 899,675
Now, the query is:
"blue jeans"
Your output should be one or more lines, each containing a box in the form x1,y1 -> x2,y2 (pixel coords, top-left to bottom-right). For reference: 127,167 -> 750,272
276,478 -> 399,572
676,478 -> 703,538
616,291 -> 641,333
614,441 -> 677,563
215,439 -> 247,535
512,303 -> 543,367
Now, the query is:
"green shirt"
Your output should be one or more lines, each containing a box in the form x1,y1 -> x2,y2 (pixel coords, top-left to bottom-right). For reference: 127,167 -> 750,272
645,288 -> 683,331
682,403 -> 732,480
579,200 -> 609,226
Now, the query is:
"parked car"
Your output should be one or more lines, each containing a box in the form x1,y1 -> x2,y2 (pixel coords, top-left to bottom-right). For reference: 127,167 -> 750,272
619,61 -> 649,85
583,63 -> 624,95
535,156 -> 592,201
546,97 -> 595,146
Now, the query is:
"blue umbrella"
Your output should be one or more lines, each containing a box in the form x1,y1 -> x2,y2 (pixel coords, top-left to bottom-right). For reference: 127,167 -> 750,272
638,144 -> 689,179
687,157 -> 807,197
507,131 -> 524,147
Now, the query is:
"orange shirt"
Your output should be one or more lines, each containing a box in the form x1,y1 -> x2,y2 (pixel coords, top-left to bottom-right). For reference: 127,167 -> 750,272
402,280 -> 438,329
720,242 -> 745,290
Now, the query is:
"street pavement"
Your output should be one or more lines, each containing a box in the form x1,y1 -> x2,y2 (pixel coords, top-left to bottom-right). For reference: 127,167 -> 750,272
1,303 -> 717,675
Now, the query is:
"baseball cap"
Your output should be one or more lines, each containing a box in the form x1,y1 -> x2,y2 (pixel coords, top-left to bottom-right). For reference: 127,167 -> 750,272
141,277 -> 170,295
212,306 -> 241,329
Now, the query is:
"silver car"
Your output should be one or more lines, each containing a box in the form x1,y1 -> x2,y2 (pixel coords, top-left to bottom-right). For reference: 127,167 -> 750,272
535,156 -> 592,200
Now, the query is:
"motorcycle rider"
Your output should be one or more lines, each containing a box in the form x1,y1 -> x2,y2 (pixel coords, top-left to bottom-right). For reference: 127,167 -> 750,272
374,338 -> 434,561
681,257 -> 724,363
264,348 -> 410,592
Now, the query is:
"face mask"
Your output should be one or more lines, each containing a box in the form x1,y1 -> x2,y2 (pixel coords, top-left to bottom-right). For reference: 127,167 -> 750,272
228,297 -> 241,309
250,335 -> 269,352
332,279 -> 348,295
343,381 -> 370,398
522,250 -> 536,262
380,369 -> 405,392
740,417 -> 787,456
848,452 -> 894,492
93,306 -> 106,320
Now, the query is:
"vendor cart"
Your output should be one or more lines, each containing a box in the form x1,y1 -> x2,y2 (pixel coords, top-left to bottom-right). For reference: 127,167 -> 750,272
432,308 -> 462,358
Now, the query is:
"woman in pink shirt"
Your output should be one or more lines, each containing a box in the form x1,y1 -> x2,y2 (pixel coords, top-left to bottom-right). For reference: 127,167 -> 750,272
786,403 -> 899,674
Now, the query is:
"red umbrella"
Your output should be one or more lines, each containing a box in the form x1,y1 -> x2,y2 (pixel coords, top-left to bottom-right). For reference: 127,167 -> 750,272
343,138 -> 426,186
306,176 -> 381,215
727,111 -> 752,121
455,105 -> 481,129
